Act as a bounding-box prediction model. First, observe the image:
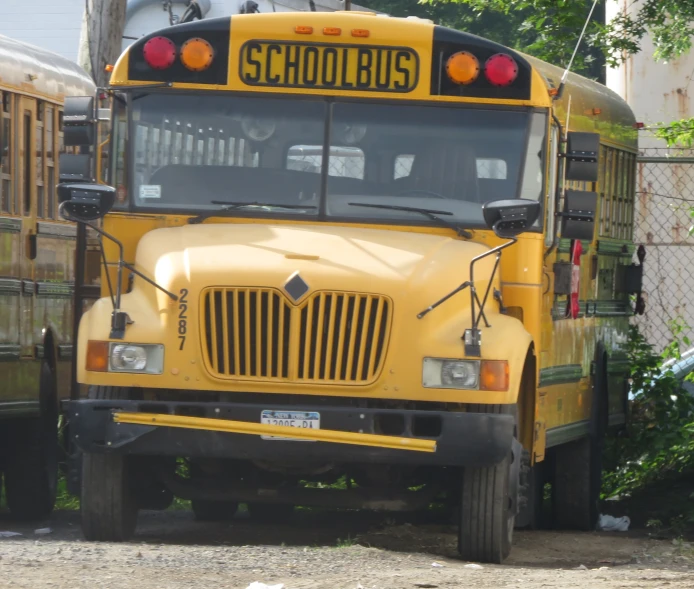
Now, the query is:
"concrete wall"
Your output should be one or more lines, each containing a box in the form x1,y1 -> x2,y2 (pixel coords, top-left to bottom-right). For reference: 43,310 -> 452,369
606,0 -> 694,149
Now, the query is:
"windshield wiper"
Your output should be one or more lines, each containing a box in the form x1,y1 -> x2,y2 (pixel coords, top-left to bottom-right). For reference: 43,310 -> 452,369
189,201 -> 317,224
347,203 -> 473,238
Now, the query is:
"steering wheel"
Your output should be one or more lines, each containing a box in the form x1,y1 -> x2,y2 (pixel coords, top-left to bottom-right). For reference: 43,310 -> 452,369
397,189 -> 449,199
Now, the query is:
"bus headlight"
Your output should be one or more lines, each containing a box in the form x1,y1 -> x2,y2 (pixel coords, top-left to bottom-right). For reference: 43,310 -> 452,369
422,358 -> 479,389
109,343 -> 164,374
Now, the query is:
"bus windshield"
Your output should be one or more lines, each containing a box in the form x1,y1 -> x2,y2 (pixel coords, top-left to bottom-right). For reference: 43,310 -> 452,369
126,93 -> 546,229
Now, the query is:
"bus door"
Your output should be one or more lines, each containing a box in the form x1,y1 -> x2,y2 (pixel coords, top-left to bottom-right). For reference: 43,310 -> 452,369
17,96 -> 37,360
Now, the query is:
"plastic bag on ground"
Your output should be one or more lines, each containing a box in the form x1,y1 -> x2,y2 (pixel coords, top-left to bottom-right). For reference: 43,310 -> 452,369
597,514 -> 630,532
0,531 -> 22,538
246,583 -> 284,589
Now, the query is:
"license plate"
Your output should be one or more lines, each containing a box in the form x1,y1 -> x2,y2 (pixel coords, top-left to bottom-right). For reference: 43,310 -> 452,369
260,410 -> 320,441
239,41 -> 419,93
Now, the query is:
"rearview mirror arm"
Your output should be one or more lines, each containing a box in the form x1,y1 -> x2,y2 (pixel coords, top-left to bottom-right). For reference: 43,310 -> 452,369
61,202 -> 178,338
82,221 -> 179,338
417,234 -> 517,357
465,234 -> 517,356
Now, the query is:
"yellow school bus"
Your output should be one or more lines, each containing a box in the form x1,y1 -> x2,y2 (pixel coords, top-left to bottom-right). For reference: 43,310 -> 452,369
0,34 -> 95,520
59,12 -> 641,562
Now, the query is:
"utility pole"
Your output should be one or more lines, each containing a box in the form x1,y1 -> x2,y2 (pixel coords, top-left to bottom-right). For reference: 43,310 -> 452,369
77,0 -> 128,88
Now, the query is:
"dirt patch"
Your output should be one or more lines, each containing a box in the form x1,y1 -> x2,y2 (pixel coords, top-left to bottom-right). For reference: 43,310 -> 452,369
0,510 -> 692,589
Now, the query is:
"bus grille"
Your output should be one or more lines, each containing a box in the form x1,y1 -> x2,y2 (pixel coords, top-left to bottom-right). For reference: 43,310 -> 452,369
201,288 -> 391,383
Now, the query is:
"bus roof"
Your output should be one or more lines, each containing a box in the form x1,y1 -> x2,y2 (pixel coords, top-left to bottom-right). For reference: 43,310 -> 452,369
524,54 -> 637,150
0,34 -> 95,102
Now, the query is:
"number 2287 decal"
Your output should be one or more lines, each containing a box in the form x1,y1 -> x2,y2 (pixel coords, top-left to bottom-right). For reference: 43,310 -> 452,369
178,288 -> 188,350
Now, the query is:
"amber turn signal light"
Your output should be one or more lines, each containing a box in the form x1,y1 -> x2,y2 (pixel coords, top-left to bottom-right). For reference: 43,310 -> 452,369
351,29 -> 370,38
323,27 -> 341,36
86,340 -> 109,372
295,26 -> 314,34
446,51 -> 480,86
480,360 -> 509,391
180,37 -> 214,71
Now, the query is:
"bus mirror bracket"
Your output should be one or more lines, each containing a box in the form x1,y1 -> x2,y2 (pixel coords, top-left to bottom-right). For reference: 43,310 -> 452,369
417,199 -> 540,357
58,188 -> 178,340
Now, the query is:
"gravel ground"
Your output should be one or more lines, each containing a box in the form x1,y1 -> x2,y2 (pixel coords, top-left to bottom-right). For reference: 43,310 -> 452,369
0,509 -> 693,589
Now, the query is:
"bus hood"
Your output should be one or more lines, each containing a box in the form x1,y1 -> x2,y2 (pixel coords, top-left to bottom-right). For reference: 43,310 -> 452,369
135,223 -> 497,313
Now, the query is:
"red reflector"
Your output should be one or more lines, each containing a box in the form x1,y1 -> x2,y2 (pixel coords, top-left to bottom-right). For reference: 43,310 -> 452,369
633,122 -> 645,129
143,36 -> 176,70
484,53 -> 518,87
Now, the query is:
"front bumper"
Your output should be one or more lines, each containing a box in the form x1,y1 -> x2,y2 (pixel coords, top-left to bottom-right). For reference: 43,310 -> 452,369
68,399 -> 514,468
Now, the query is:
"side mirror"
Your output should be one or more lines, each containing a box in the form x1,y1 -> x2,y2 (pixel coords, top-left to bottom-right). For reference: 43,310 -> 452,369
59,153 -> 92,183
482,199 -> 541,238
561,189 -> 597,241
564,132 -> 599,182
57,183 -> 116,222
63,96 -> 96,147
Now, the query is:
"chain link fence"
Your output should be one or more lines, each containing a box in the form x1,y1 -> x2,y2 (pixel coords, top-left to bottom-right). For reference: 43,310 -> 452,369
635,147 -> 694,352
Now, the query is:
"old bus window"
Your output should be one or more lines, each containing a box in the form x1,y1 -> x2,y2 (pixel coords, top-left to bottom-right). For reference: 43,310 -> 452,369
544,126 -> 559,247
36,103 -> 45,218
598,146 -> 607,236
127,94 -> 324,211
624,153 -> 636,240
1,92 -> 12,213
477,159 -> 507,179
46,106 -> 54,159
110,98 -> 127,208
328,147 -> 365,179
601,147 -> 615,237
23,111 -> 32,216
519,113 -> 547,203
394,155 -> 414,179
287,146 -> 365,179
287,146 -> 322,174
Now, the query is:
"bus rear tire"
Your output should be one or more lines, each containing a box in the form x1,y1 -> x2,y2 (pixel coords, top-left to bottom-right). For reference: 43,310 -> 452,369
80,386 -> 138,542
458,452 -> 514,564
552,435 -> 602,530
552,351 -> 606,531
3,362 -> 58,521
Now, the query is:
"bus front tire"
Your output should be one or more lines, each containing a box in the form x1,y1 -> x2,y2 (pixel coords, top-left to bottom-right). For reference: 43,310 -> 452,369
80,386 -> 138,542
458,452 -> 514,564
3,362 -> 58,521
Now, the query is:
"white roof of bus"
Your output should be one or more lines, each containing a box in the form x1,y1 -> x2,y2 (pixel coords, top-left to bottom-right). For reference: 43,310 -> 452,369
0,33 -> 95,102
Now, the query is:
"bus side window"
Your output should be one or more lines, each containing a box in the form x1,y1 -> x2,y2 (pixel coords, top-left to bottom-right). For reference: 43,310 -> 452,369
328,147 -> 364,179
1,92 -> 13,214
394,154 -> 413,179
287,145 -> 322,174
46,105 -> 55,219
36,102 -> 45,218
544,126 -> 559,247
476,158 -> 507,179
